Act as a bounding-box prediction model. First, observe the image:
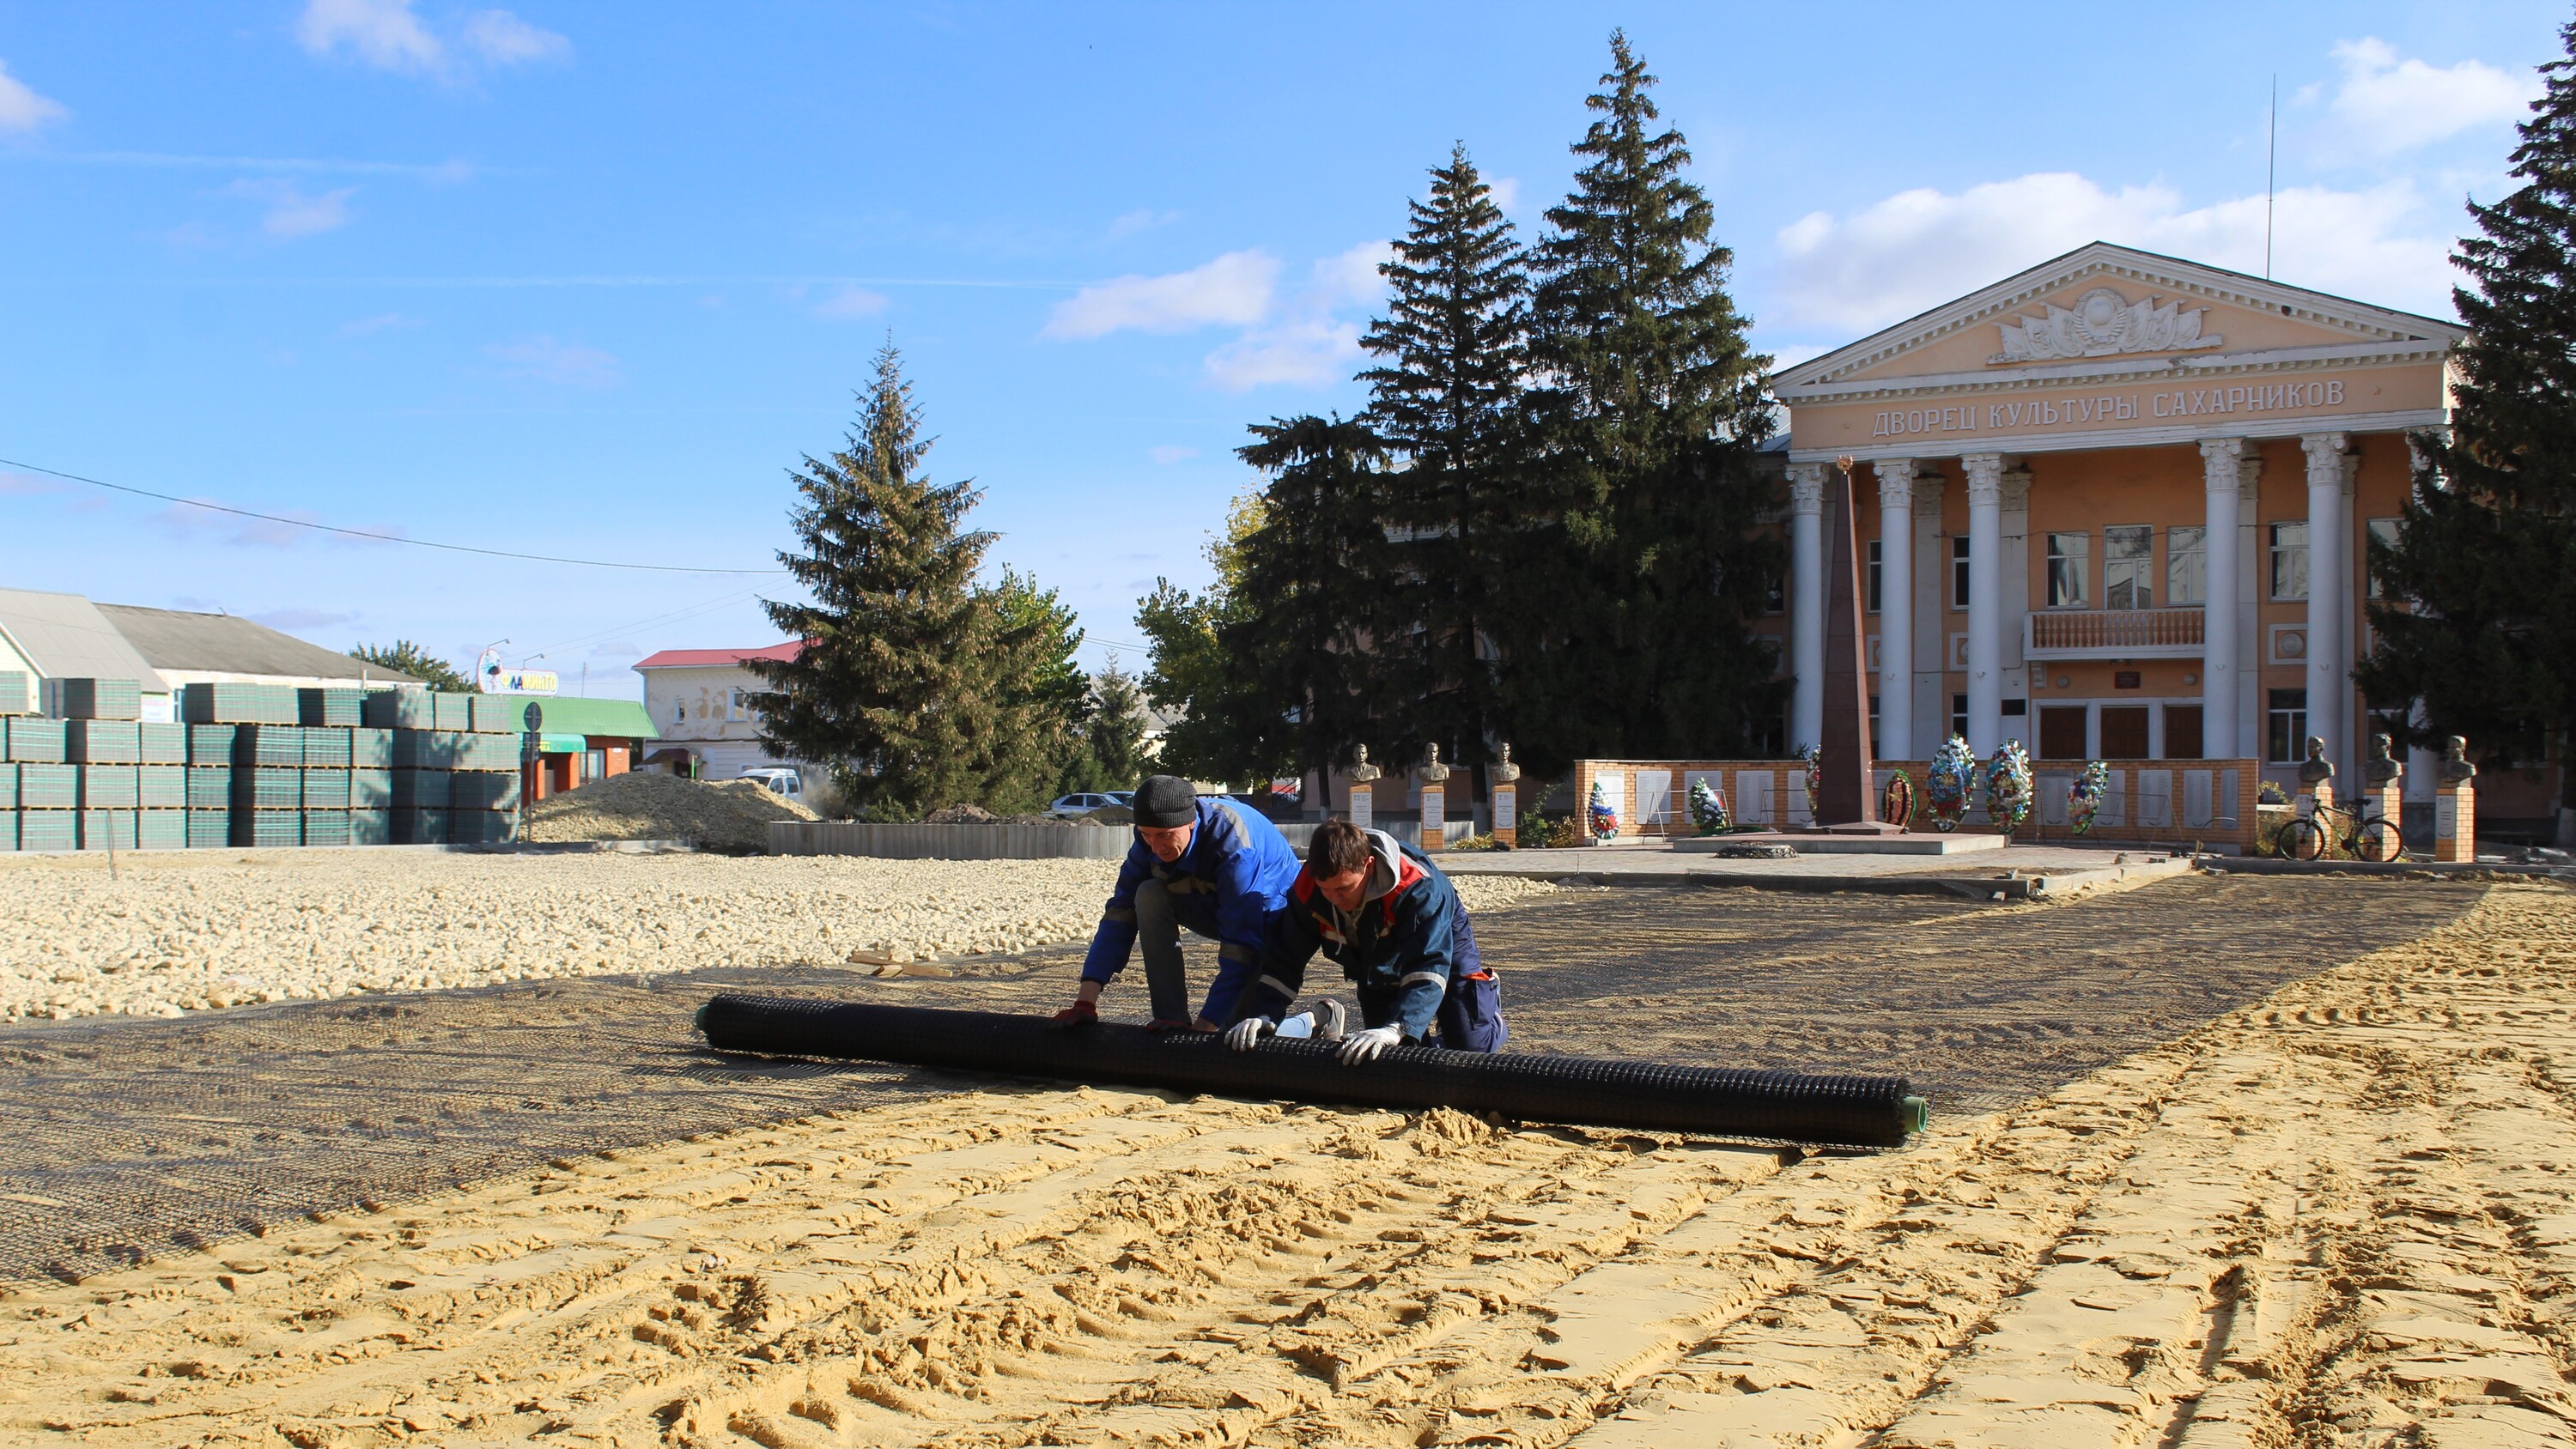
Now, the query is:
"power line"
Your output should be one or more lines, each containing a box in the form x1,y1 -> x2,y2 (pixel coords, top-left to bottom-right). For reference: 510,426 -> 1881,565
0,456 -> 784,574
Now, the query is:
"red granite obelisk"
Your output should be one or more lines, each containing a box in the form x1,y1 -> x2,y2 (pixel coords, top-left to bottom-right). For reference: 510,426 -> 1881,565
1817,458 -> 1879,827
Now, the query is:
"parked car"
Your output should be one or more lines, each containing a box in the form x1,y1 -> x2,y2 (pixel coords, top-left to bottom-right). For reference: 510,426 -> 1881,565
1049,791 -> 1127,817
738,767 -> 804,801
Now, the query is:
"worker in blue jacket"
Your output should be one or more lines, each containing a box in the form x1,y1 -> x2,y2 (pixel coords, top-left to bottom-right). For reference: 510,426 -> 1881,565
1053,774 -> 1303,1032
1220,817 -> 1507,1063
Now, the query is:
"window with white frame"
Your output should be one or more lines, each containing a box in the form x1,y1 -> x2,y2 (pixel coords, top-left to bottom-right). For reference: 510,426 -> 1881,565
2045,532 -> 2089,608
2103,524 -> 2152,609
2366,517 -> 2401,599
2166,524 -> 2207,607
2269,520 -> 2309,601
2268,688 -> 2307,764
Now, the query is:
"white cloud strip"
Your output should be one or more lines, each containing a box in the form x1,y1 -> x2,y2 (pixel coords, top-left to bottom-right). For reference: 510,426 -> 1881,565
1773,172 -> 2458,333
2327,38 -> 2536,157
1042,250 -> 1278,338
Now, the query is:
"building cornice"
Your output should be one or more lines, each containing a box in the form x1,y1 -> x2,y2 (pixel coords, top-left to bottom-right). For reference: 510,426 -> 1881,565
1789,406 -> 2450,465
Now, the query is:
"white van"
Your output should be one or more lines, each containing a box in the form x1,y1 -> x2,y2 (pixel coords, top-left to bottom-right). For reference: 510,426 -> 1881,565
738,767 -> 804,801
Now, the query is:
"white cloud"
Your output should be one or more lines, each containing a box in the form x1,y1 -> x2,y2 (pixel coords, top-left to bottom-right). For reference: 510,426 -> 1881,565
462,9 -> 571,65
488,334 -> 621,387
1042,250 -> 1278,339
1773,171 -> 2457,333
1148,446 -> 1197,465
813,286 -> 889,320
1106,208 -> 1182,240
1311,241 -> 1394,308
1488,176 -> 1522,212
0,58 -> 68,133
228,179 -> 356,238
296,0 -> 442,71
2326,38 -> 2534,157
1204,318 -> 1363,391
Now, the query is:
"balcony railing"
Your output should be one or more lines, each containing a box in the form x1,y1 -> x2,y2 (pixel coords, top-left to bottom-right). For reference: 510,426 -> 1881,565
2026,607 -> 2205,658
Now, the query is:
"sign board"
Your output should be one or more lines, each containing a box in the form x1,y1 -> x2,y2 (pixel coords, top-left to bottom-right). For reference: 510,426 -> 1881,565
538,733 -> 591,755
477,650 -> 559,694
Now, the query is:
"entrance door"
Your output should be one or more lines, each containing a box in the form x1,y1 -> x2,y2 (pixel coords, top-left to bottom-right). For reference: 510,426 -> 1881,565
2038,706 -> 2088,760
2099,706 -> 2150,760
2163,705 -> 2203,760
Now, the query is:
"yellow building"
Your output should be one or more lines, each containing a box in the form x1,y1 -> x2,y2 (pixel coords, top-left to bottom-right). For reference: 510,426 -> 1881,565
1766,241 -> 2464,807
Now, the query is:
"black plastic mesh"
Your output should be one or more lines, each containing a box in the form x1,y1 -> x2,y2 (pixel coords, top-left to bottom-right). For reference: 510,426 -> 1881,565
701,996 -> 1920,1147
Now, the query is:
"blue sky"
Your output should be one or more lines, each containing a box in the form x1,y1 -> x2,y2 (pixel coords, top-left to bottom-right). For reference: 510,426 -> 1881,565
0,2 -> 2560,700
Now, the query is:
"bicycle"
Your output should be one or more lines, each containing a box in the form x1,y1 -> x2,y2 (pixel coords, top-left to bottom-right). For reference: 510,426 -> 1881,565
2275,795 -> 2401,863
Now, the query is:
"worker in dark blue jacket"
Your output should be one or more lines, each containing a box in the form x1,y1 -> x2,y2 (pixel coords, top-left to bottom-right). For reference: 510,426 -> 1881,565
1221,818 -> 1507,1063
1053,774 -> 1303,1032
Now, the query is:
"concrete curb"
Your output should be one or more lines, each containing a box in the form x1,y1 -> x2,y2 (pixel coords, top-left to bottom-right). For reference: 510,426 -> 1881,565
1473,854 -> 2201,903
2202,856 -> 2567,880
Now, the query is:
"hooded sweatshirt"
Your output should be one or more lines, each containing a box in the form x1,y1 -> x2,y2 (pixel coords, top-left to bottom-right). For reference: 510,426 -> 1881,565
1236,828 -> 1483,1040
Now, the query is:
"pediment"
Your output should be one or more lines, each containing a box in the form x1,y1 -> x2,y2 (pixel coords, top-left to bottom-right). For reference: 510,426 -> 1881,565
1775,243 -> 2462,396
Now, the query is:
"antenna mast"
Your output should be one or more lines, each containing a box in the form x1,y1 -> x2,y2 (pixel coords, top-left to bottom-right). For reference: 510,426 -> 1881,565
2265,74 -> 2277,279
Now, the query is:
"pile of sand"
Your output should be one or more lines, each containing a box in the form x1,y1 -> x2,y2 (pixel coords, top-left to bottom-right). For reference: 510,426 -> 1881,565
524,772 -> 817,852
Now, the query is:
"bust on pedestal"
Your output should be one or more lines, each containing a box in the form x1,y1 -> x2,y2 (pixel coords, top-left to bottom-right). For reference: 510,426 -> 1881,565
1489,743 -> 1523,847
2297,735 -> 2336,818
2361,733 -> 2404,862
2434,736 -> 2477,864
1346,745 -> 1381,831
1415,744 -> 1452,852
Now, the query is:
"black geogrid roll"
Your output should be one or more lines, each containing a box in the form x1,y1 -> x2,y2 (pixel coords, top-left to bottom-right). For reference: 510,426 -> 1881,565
698,995 -> 1923,1148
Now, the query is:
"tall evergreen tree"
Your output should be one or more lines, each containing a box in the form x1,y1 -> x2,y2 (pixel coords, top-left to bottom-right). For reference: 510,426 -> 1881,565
1512,30 -> 1784,767
2360,18 -> 2576,840
1358,142 -> 1534,779
1233,415 -> 1387,784
747,341 -> 1053,820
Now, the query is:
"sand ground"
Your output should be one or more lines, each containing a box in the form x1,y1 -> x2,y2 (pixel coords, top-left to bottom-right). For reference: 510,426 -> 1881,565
0,880 -> 2568,1446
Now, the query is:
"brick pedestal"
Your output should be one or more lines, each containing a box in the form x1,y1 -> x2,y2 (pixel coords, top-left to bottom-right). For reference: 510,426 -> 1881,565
2434,783 -> 2476,863
2361,782 -> 2403,862
1348,783 -> 1373,831
1491,783 -> 1517,848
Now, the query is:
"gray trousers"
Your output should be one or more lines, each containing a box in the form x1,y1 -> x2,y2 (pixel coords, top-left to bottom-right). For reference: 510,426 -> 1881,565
1132,876 -> 1209,1022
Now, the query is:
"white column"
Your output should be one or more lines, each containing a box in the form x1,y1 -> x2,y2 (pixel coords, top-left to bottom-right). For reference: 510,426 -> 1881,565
1999,466 -> 2032,749
2198,438 -> 2245,758
1911,476 -> 1947,753
2338,451 -> 2361,786
1961,452 -> 2005,752
2302,433 -> 2350,780
1786,462 -> 1827,752
1873,458 -> 1916,761
2237,455 -> 2264,767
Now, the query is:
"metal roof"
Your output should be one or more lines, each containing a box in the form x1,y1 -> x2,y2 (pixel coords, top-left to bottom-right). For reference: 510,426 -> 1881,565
633,641 -> 805,670
92,603 -> 419,685
0,589 -> 168,690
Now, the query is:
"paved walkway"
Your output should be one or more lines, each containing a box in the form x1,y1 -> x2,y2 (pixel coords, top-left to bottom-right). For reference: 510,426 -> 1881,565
0,874 -> 2486,1284
1443,840 -> 2196,898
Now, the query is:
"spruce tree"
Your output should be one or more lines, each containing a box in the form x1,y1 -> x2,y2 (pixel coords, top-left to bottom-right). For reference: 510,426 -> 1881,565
1358,142 -> 1534,782
1513,30 -> 1785,767
748,341 -> 1035,820
1234,415 -> 1387,785
2360,18 -> 2576,838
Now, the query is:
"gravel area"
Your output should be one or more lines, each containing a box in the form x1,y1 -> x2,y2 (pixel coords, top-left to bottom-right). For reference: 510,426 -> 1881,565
0,849 -> 1558,1023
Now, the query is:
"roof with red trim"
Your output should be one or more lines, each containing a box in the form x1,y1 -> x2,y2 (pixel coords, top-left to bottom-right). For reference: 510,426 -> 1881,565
631,640 -> 806,670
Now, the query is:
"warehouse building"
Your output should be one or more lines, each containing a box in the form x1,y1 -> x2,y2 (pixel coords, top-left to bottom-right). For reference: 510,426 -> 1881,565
0,589 -> 166,718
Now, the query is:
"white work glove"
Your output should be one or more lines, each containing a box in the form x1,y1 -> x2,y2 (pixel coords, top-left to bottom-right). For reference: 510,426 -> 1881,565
1338,1025 -> 1405,1064
1223,1017 -> 1273,1052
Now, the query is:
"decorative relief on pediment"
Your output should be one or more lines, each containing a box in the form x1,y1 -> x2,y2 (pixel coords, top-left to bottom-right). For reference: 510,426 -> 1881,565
1989,286 -> 2225,364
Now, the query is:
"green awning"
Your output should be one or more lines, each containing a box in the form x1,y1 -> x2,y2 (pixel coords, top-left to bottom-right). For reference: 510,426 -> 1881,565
538,733 -> 592,755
